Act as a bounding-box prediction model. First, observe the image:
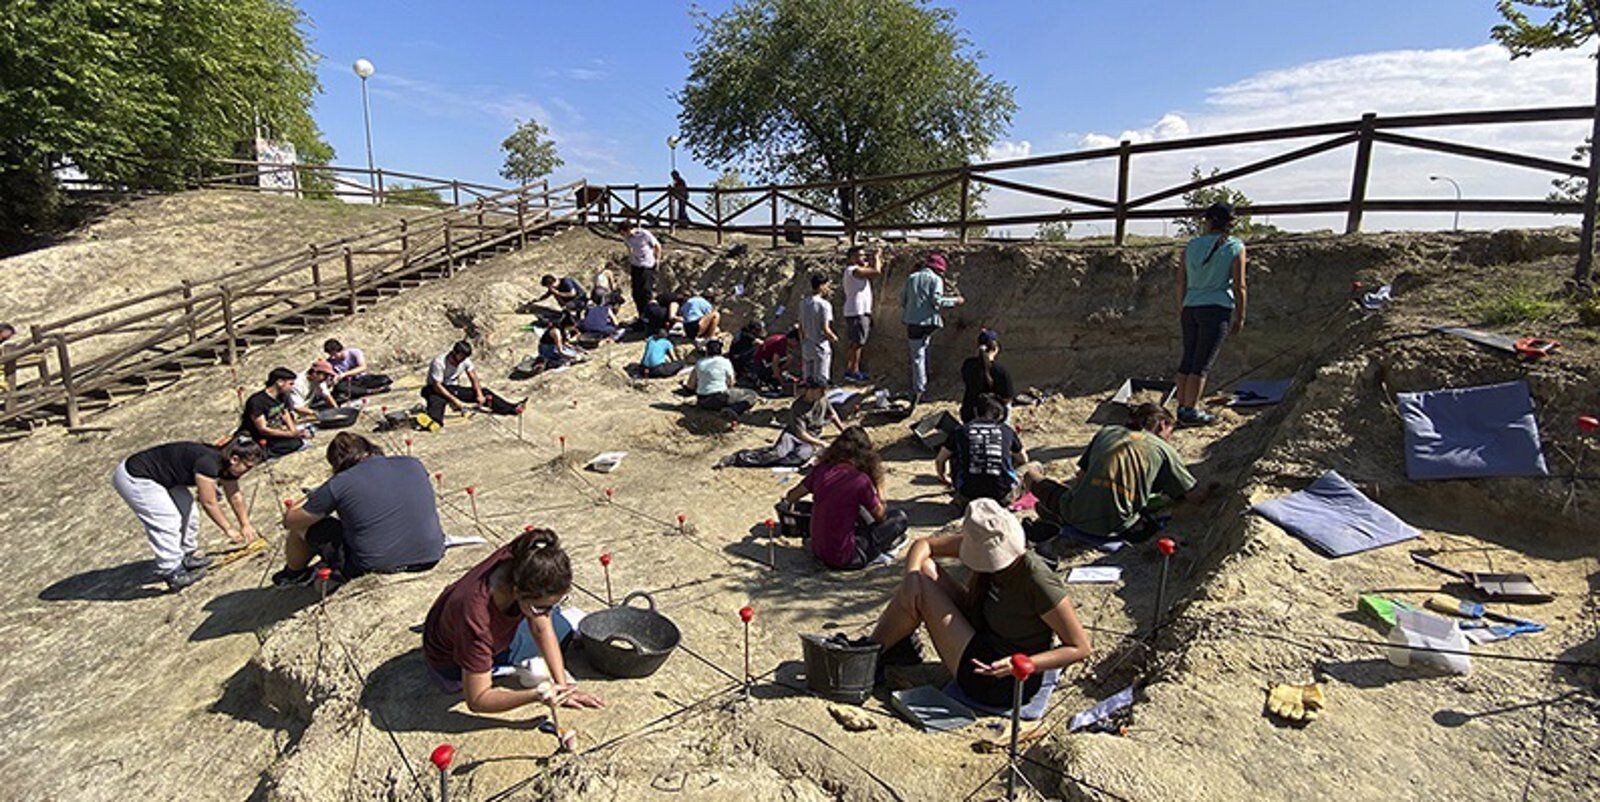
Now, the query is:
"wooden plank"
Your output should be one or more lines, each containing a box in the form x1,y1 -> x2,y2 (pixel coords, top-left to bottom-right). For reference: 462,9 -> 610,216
1128,134 -> 1360,209
969,174 -> 1115,209
855,174 -> 962,225
1346,113 -> 1378,234
1372,131 -> 1584,177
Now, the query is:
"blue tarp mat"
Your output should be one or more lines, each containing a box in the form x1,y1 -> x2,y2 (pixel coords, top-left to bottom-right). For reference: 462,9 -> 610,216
1397,380 -> 1548,480
943,668 -> 1060,720
1252,471 -> 1419,557
1228,379 -> 1293,408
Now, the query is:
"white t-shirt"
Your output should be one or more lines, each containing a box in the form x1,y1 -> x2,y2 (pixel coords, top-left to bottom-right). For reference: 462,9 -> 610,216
289,375 -> 314,410
626,229 -> 660,268
842,263 -> 873,317
593,269 -> 614,294
428,354 -> 474,387
694,356 -> 736,395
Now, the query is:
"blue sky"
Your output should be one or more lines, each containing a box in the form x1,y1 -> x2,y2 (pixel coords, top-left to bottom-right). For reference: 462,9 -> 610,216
299,1 -> 1591,231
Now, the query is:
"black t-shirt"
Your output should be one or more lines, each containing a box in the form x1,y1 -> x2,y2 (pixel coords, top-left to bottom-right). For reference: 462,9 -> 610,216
960,357 -> 1015,422
644,301 -> 672,332
125,442 -> 225,488
239,390 -> 293,440
951,421 -> 1023,500
556,277 -> 581,297
303,455 -> 446,574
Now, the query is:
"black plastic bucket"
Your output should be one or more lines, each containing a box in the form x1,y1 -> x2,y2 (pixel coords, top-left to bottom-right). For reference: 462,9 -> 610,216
800,633 -> 878,705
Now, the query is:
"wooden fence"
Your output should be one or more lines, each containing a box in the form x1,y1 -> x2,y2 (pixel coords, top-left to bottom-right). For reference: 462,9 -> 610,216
62,159 -> 516,207
1,179 -> 590,431
594,105 -> 1591,245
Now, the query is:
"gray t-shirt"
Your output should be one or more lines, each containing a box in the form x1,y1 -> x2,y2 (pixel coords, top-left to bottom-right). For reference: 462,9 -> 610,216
428,354 -> 473,387
800,295 -> 833,347
303,455 -> 446,574
787,396 -> 831,438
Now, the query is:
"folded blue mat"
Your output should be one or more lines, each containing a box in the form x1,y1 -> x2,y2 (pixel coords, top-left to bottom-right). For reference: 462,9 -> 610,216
1397,380 -> 1548,480
1229,379 -> 1292,408
943,668 -> 1060,720
1252,471 -> 1419,557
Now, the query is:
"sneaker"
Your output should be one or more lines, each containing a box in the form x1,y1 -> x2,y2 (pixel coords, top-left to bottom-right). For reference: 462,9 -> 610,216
844,370 -> 869,382
271,567 -> 315,588
182,552 -> 213,571
160,566 -> 207,591
1177,406 -> 1217,427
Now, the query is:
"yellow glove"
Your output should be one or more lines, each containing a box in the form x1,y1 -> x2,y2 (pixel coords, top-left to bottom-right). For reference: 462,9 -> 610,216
1267,683 -> 1326,723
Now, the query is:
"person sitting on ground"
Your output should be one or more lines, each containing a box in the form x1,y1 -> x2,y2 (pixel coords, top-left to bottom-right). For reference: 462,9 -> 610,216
752,325 -> 800,388
717,378 -> 843,469
639,327 -> 685,378
422,341 -> 524,428
538,314 -> 585,369
729,320 -> 766,379
422,528 -> 606,718
960,329 -> 1014,423
535,274 -> 586,314
687,339 -> 756,416
292,360 -> 339,411
781,426 -> 907,569
862,498 -> 1091,706
642,292 -> 681,336
1021,402 -> 1206,544
680,289 -> 722,339
578,299 -> 620,339
937,394 -> 1029,503
841,244 -> 883,382
239,367 -> 306,457
113,437 -> 265,591
1175,202 -> 1248,426
799,271 -> 837,384
322,339 -> 394,400
591,263 -> 622,307
273,432 -> 446,586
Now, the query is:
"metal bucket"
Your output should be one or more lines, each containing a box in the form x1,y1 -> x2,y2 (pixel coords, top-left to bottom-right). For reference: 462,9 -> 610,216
578,592 -> 680,678
800,633 -> 879,704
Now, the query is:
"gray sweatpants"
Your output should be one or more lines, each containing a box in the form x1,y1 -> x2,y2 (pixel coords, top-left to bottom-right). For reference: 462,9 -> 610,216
803,340 -> 832,384
112,460 -> 199,574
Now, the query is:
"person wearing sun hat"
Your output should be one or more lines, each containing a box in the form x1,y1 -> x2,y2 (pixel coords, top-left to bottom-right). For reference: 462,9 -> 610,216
899,251 -> 964,407
862,498 -> 1091,707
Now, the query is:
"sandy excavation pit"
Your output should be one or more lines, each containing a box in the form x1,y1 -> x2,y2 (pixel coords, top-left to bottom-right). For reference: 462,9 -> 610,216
1,194 -> 1597,800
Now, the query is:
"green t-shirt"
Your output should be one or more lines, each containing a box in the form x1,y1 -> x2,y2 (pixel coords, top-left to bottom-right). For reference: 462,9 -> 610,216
976,552 -> 1070,654
1059,425 -> 1197,536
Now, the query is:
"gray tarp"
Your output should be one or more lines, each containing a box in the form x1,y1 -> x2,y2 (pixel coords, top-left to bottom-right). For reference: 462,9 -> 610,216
1253,470 -> 1419,557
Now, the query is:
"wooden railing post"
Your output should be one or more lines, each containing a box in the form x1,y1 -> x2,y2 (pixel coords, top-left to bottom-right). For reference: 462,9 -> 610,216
220,287 -> 238,367
375,168 -> 385,205
291,164 -> 302,199
1114,139 -> 1132,246
452,181 -> 461,207
3,347 -> 18,414
444,221 -> 456,277
399,220 -> 411,266
29,325 -> 49,382
958,168 -> 972,243
53,335 -> 80,429
308,245 -> 323,300
180,280 -> 197,343
343,247 -> 358,314
847,180 -> 859,244
633,185 -> 642,225
1346,112 -> 1378,235
769,187 -> 779,249
517,193 -> 528,246
713,187 -> 724,245
541,179 -> 550,208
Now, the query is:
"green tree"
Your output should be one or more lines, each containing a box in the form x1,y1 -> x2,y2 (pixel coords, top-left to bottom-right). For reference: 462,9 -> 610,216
1493,0 -> 1600,282
710,168 -> 746,221
384,181 -> 448,209
0,0 -> 332,247
1549,140 -> 1589,204
499,119 -> 562,186
1177,167 -> 1282,239
1036,209 -> 1072,241
676,0 -> 1015,227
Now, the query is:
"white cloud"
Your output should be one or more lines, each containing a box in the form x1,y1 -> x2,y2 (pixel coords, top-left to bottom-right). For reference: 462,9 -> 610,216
991,44 -> 1592,234
985,140 -> 1033,161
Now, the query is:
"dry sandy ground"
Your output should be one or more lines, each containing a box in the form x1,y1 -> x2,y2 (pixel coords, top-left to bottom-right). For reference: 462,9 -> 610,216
0,208 -> 1595,801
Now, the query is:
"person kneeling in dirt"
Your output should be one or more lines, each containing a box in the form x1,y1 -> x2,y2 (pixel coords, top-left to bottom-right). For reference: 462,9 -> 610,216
323,339 -> 393,401
534,274 -> 586,314
421,340 -> 524,428
638,327 -> 685,378
728,320 -> 765,379
937,394 -> 1029,504
1022,402 -> 1206,546
538,313 -> 586,369
239,367 -> 307,458
688,339 -> 757,416
273,433 -> 444,586
422,528 -> 605,718
717,378 -> 842,469
863,499 -> 1091,706
113,437 -> 265,590
750,325 -> 800,389
782,426 -> 908,569
680,289 -> 722,340
578,298 -> 620,339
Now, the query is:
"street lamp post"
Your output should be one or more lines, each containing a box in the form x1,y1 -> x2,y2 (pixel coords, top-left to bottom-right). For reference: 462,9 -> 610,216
1429,174 -> 1461,232
353,58 -> 377,203
667,135 -> 680,173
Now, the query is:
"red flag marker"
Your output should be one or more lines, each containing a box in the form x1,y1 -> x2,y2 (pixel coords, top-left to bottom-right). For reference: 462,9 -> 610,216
604,487 -> 614,503
434,471 -> 443,493
739,605 -> 754,697
1006,653 -> 1036,800
430,744 -> 455,802
559,434 -> 566,455
600,553 -> 613,606
1579,415 -> 1599,434
465,486 -> 480,527
1156,537 -> 1176,556
765,518 -> 778,568
316,566 -> 333,608
404,437 -> 412,456
677,513 -> 686,534
1153,537 -> 1178,644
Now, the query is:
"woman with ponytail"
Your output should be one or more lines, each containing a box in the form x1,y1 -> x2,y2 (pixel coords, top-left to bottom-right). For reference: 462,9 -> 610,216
958,328 -> 1013,424
1174,202 -> 1248,426
423,528 -> 605,714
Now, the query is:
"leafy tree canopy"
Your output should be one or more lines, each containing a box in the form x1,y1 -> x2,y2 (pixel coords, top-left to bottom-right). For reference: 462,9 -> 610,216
0,0 -> 332,245
676,0 -> 1015,224
499,119 -> 562,186
1178,168 -> 1282,239
1491,0 -> 1599,56
384,182 -> 448,209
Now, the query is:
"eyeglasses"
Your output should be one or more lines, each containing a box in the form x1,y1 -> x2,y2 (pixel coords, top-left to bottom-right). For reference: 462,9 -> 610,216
522,594 -> 569,616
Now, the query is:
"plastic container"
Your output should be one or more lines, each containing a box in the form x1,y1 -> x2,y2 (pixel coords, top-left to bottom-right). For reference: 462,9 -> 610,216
800,633 -> 879,704
910,410 -> 962,451
775,500 -> 813,538
587,451 -> 628,473
1386,608 -> 1471,675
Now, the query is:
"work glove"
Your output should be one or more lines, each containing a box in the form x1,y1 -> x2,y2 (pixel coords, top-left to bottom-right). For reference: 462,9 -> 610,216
1266,682 -> 1326,723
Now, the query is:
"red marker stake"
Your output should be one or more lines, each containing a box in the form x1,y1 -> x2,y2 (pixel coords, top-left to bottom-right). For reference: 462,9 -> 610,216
404,437 -> 413,456
235,386 -> 245,411
430,744 -> 455,802
600,553 -> 613,607
1580,416 -> 1599,434
465,486 -> 480,528
316,566 -> 332,610
677,513 -> 686,535
604,487 -> 614,504
1006,654 -> 1037,801
1152,537 -> 1177,644
765,518 -> 777,569
518,408 -> 525,440
739,605 -> 754,698
434,471 -> 443,495
559,434 -> 566,456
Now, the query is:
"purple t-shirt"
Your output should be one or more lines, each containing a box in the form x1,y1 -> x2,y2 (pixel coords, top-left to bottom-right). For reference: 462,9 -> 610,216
803,462 -> 879,568
328,347 -> 365,374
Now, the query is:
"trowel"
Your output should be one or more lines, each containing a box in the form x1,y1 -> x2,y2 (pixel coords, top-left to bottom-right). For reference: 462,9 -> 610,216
1409,551 -> 1553,603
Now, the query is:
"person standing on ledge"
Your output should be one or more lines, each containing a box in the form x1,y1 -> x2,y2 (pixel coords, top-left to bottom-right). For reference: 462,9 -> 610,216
1175,202 -> 1247,426
621,220 -> 662,326
840,244 -> 883,382
799,271 -> 838,385
900,252 -> 963,408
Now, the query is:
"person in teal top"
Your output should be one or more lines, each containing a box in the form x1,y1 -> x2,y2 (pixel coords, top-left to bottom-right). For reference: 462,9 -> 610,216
1174,203 -> 1248,426
639,328 -> 683,378
899,252 -> 964,405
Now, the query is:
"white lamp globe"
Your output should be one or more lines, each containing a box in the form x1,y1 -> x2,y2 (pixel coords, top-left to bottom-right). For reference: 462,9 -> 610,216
353,58 -> 375,79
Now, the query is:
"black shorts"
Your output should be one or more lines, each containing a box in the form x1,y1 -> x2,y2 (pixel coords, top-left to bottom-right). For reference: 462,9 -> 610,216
1178,305 -> 1231,376
845,314 -> 871,345
956,630 -> 1044,709
1031,477 -> 1071,526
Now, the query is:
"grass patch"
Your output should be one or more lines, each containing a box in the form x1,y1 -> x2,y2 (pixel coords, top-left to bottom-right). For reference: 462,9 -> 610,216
1465,285 -> 1562,326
